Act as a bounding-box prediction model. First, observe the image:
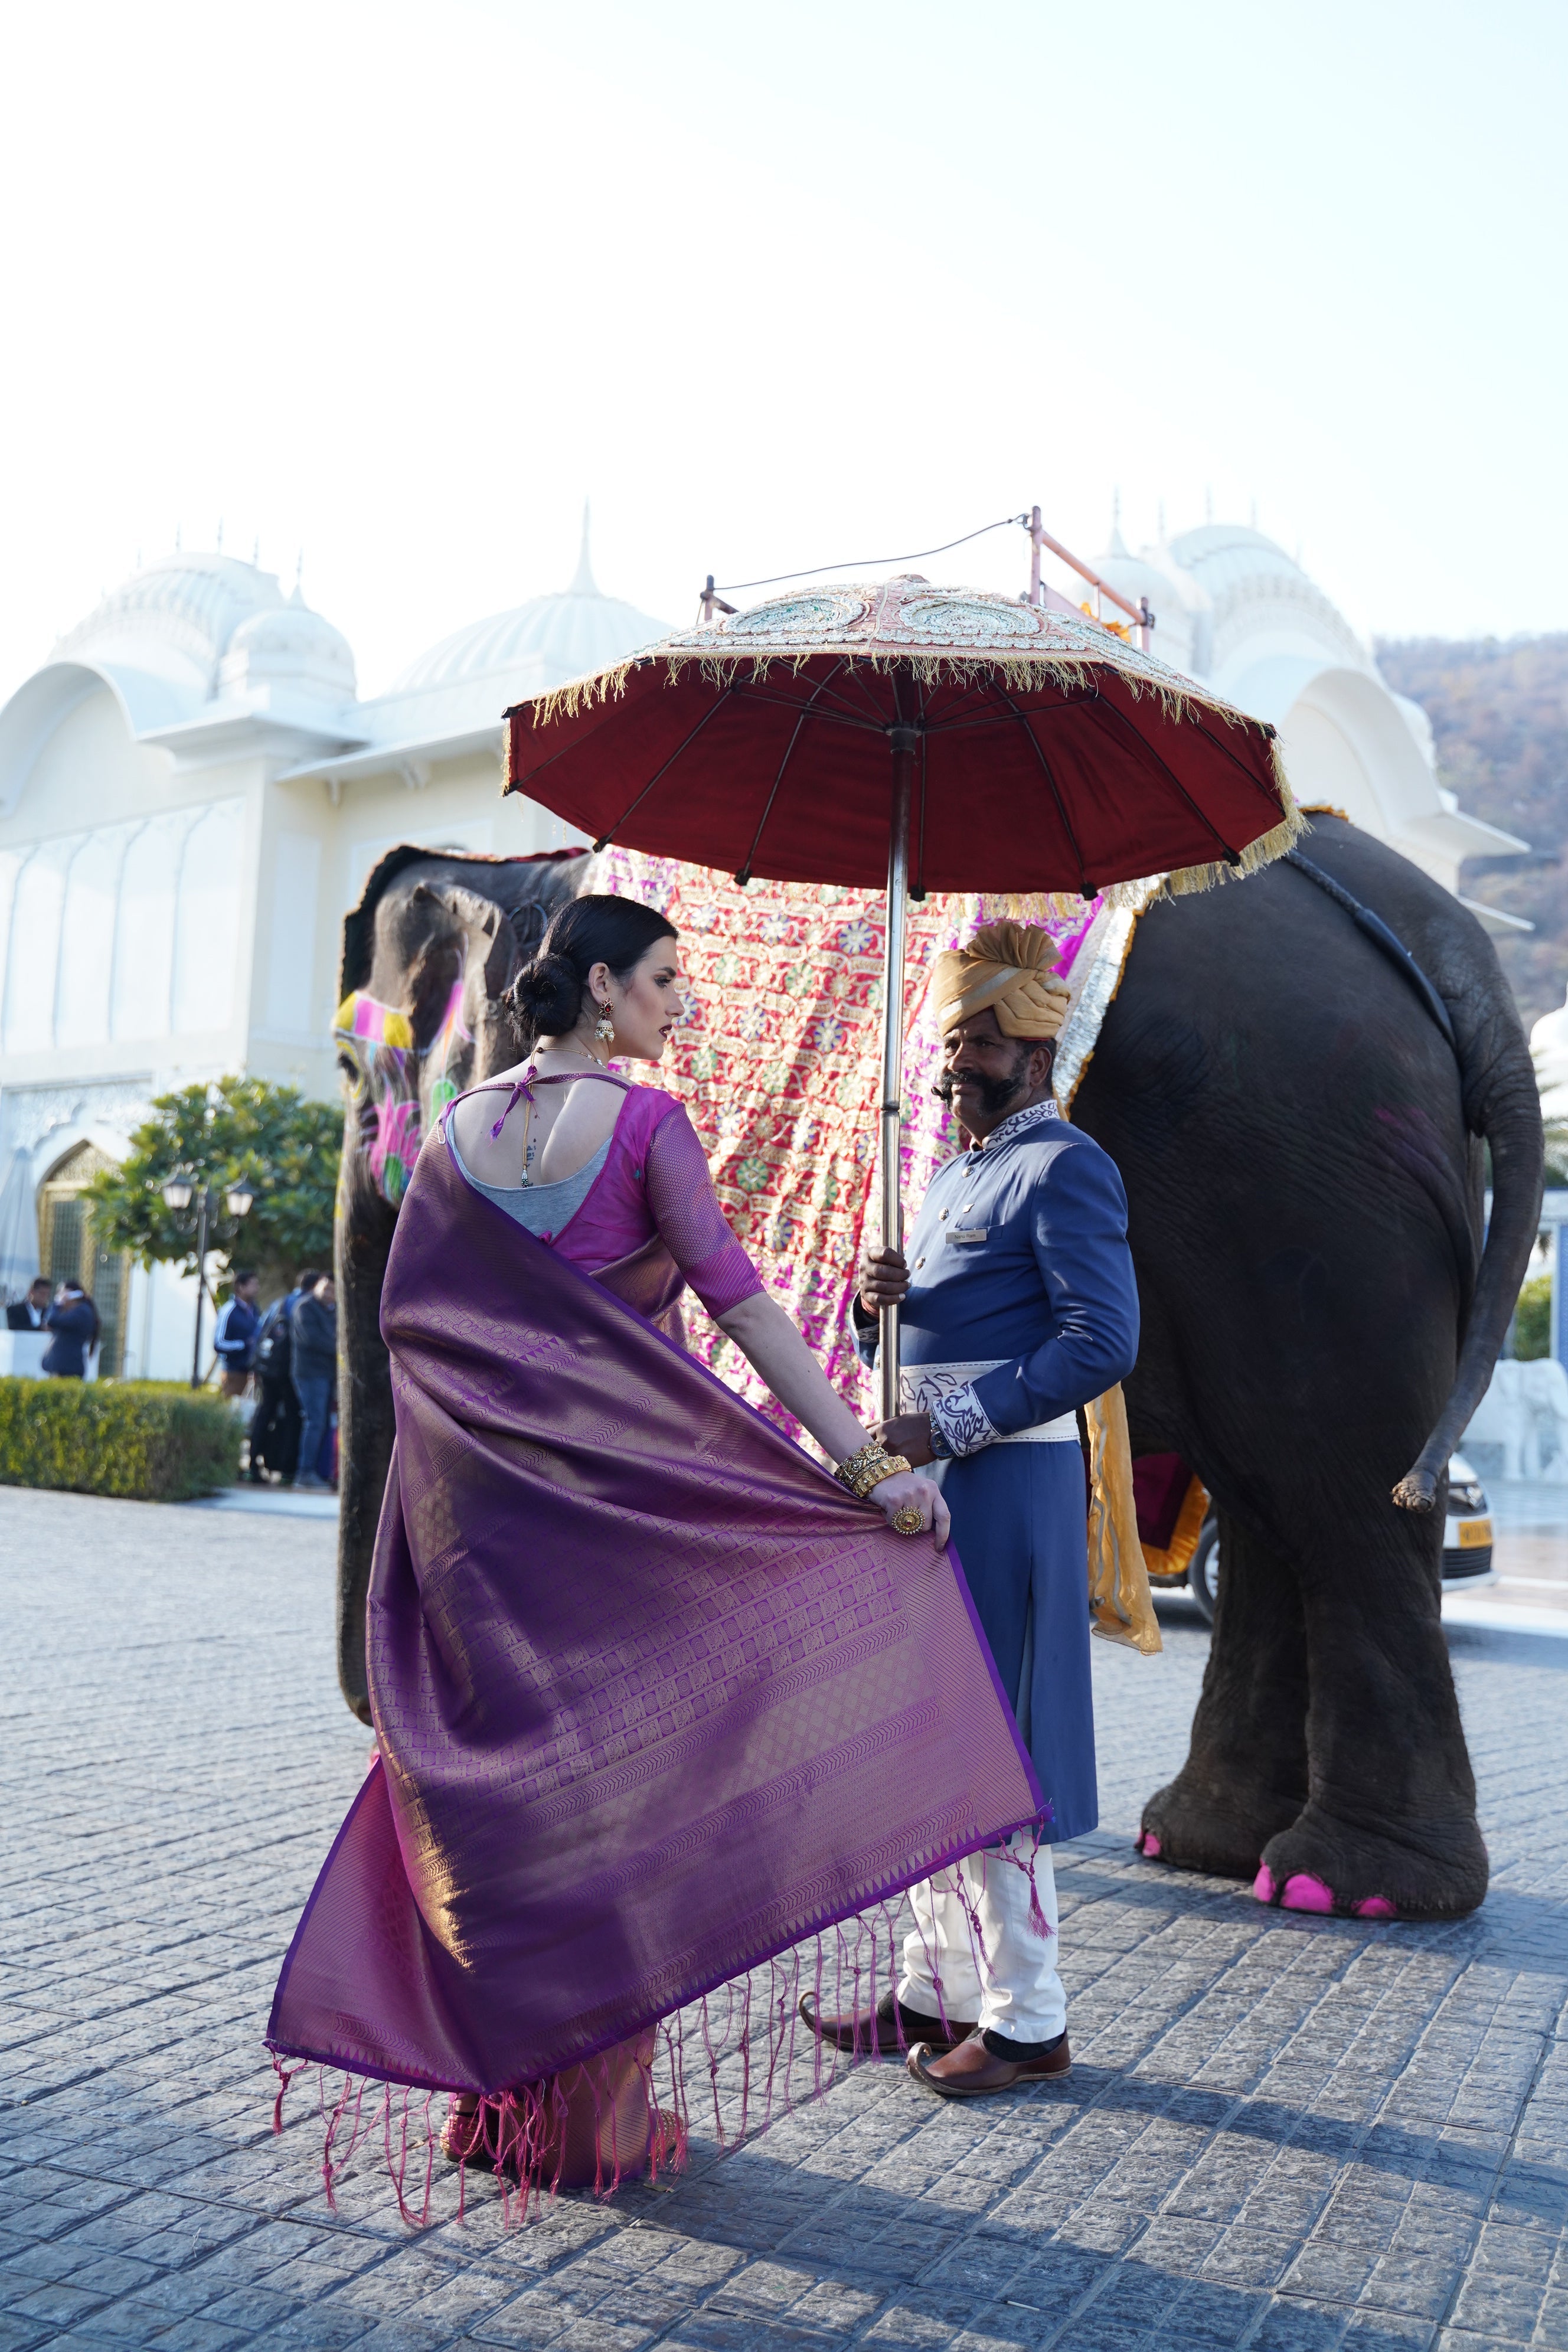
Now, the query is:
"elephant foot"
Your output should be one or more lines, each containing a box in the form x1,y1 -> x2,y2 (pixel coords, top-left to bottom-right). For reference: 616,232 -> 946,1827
1252,1808 -> 1488,1922
1136,1770 -> 1302,1885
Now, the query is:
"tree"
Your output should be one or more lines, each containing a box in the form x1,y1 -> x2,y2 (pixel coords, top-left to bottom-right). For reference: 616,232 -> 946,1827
83,1077 -> 341,1303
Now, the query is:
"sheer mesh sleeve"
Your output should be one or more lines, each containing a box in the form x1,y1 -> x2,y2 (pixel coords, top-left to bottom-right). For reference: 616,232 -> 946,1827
644,1105 -> 765,1317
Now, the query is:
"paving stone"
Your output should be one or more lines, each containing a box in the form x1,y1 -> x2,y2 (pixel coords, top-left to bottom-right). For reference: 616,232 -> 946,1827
4,1485 -> 1566,2352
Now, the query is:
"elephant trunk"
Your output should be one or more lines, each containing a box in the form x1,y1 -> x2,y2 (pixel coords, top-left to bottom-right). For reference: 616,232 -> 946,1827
1394,1015 -> 1544,1512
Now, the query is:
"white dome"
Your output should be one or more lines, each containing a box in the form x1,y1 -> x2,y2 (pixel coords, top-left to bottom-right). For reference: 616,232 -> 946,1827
362,519 -> 671,747
55,552 -> 289,691
391,587 -> 666,695
1081,527 -> 1206,672
218,594 -> 357,704
1165,522 -> 1312,597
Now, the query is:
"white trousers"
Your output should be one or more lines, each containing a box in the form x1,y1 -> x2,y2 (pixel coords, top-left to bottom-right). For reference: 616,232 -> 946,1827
896,1830 -> 1066,2044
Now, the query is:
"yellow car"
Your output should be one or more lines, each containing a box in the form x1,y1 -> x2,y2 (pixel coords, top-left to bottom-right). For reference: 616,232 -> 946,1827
1180,1452 -> 1494,1625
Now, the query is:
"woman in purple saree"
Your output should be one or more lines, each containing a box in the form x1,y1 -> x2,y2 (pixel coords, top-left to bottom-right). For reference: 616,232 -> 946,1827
268,896 -> 1040,2206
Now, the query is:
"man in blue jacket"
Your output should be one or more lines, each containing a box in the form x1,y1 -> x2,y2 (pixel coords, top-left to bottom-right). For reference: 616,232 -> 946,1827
803,922 -> 1139,2099
213,1270 -> 262,1397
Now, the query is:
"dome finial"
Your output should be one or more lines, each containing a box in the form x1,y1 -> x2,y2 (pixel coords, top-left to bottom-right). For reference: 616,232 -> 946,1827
570,501 -> 599,596
1108,487 -> 1128,558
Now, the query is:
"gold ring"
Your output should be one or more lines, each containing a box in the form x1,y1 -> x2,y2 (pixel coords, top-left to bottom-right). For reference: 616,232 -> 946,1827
891,1503 -> 923,1536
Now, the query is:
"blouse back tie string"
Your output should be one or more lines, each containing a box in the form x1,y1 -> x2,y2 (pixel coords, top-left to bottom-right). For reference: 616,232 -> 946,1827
489,1068 -> 537,1141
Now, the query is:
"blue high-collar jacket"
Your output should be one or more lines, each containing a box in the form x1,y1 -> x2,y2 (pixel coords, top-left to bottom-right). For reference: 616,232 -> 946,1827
858,1102 -> 1139,1437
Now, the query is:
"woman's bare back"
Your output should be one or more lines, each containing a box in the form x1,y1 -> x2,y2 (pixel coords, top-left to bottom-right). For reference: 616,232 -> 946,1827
450,1064 -> 629,1191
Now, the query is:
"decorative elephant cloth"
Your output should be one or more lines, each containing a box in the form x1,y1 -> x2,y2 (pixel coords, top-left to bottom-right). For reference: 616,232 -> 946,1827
269,1116 -> 1039,2216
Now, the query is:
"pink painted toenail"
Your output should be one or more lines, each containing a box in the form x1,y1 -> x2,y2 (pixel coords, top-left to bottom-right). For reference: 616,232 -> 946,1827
1355,1895 -> 1396,1919
1280,1873 -> 1335,1913
1252,1865 -> 1276,1903
1139,1832 -> 1161,1858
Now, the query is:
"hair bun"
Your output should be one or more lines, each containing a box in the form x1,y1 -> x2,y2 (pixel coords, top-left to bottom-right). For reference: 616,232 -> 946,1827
509,948 -> 580,1038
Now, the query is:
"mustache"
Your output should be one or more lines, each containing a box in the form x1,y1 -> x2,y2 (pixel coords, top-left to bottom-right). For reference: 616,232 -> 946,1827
932,1067 -> 1030,1118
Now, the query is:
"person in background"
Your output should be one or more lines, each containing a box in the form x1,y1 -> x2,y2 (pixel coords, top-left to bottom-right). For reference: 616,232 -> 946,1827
249,1272 -> 313,1485
42,1281 -> 101,1378
213,1270 -> 262,1398
290,1272 -> 338,1491
7,1277 -> 52,1331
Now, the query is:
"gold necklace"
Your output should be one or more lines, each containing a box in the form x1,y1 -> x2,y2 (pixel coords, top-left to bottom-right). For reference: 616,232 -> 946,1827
534,1042 -> 607,1069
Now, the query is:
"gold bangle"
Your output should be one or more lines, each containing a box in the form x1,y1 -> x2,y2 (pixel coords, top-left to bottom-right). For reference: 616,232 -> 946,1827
835,1439 -> 886,1488
855,1453 -> 913,1498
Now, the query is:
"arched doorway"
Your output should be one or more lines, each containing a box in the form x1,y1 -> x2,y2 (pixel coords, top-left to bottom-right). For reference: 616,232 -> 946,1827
36,1143 -> 129,1377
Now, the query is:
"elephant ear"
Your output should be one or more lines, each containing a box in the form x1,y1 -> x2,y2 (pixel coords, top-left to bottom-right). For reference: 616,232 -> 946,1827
406,883 -> 525,1043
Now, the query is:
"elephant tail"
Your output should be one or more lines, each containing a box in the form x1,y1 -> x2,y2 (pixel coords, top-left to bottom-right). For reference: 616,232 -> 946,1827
1394,991 -> 1544,1513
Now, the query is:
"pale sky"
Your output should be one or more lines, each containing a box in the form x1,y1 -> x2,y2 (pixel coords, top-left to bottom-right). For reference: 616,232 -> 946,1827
2,0 -> 1563,708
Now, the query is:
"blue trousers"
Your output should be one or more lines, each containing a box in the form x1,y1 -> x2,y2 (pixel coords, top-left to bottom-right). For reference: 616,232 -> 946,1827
293,1374 -> 333,1485
941,1443 -> 1096,1843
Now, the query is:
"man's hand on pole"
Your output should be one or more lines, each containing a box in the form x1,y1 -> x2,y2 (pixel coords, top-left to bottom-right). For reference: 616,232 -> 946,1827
859,1244 -> 910,1315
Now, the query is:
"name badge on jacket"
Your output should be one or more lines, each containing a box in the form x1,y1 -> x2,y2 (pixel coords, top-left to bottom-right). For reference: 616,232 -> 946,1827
948,1226 -> 988,1246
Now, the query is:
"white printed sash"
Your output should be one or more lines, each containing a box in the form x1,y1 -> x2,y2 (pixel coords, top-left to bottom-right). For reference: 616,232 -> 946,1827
899,1358 -> 1079,1444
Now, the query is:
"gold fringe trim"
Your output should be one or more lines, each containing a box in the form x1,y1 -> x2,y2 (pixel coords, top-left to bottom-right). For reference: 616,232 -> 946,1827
1083,1384 -> 1162,1657
1141,1472 -> 1209,1583
527,644 -> 1262,736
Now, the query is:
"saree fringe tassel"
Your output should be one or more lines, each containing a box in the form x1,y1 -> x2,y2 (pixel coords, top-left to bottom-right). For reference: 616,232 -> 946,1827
270,1866 -> 1051,2228
1084,1384 -> 1163,1656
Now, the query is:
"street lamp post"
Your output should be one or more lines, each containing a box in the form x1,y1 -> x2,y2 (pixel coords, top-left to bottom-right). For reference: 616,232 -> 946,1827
161,1170 -> 255,1389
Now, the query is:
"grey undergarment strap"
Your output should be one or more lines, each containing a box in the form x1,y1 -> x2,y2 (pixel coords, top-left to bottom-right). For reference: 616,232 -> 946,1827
445,1126 -> 610,1236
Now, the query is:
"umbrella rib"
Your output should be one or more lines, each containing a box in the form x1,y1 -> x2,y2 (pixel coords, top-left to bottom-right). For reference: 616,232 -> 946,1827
587,688 -> 739,852
924,702 -> 1080,736
989,687 -> 1090,896
731,682 -> 884,733
734,662 -> 849,884
1092,697 -> 1242,864
1188,718 -> 1289,810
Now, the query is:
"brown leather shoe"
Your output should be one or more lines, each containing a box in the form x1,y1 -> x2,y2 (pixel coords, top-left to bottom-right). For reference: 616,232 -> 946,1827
799,1985 -> 975,2057
908,2027 -> 1070,2098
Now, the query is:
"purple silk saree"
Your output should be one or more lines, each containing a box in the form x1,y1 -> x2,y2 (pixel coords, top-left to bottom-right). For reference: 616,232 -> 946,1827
268,1123 -> 1038,2202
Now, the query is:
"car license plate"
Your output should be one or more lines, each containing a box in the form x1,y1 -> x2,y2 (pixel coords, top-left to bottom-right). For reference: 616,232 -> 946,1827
1457,1518 -> 1492,1548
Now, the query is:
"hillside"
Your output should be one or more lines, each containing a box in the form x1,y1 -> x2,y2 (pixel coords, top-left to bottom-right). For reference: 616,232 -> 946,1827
1376,633 -> 1568,1030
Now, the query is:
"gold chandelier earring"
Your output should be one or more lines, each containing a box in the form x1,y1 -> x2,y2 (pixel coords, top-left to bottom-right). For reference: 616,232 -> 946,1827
594,998 -> 615,1043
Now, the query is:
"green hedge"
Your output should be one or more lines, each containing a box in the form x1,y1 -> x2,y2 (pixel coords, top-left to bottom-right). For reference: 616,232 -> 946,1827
0,1378 -> 242,1502
1514,1275 -> 1551,1362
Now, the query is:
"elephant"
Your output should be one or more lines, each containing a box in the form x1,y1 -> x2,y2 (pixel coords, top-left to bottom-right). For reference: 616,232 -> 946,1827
332,844 -> 584,1720
1072,814 -> 1541,1917
329,816 -> 1540,1918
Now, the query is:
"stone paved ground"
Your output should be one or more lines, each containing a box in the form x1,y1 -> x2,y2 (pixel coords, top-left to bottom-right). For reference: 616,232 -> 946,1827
2,1485 -> 1564,2352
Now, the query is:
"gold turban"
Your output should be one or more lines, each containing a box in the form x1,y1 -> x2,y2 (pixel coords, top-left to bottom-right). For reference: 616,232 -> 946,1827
929,920 -> 1073,1040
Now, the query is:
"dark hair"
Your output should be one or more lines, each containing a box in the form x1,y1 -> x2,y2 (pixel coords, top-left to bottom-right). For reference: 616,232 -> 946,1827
296,1269 -> 322,1291
233,1269 -> 257,1286
507,894 -> 677,1045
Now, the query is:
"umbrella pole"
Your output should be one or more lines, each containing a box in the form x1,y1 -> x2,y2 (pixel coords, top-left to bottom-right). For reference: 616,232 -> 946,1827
878,728 -> 917,1423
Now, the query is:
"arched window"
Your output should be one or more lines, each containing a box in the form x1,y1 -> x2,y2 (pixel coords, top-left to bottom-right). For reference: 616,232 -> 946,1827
4,839 -> 73,1053
57,825 -> 130,1048
172,800 -> 243,1035
111,812 -> 193,1040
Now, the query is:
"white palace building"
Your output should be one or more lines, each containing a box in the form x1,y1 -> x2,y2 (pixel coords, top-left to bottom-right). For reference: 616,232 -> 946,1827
0,518 -> 1528,1378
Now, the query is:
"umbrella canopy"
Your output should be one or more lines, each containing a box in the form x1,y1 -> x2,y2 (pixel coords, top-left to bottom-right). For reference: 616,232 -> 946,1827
504,578 -> 1301,897
505,573 -> 1303,1421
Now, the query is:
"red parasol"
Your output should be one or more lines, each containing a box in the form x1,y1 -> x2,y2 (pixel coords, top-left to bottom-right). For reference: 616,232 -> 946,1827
506,577 -> 1301,1412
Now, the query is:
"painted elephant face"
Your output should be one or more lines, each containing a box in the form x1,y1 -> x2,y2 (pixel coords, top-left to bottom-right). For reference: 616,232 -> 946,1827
336,883 -> 527,1212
